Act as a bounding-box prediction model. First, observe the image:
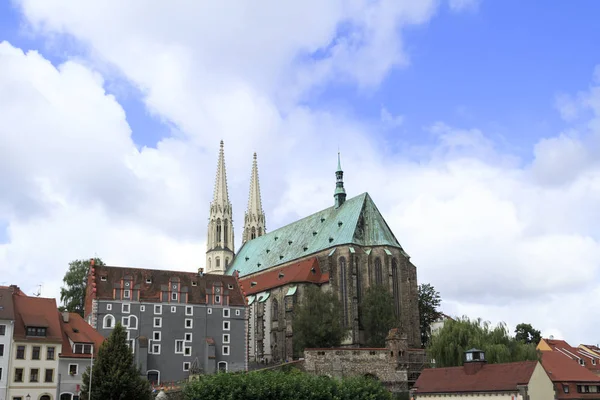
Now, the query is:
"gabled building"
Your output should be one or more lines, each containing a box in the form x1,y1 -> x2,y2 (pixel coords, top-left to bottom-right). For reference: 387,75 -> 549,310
412,349 -> 555,399
83,264 -> 247,385
8,295 -> 63,400
538,338 -> 600,376
540,350 -> 600,399
58,312 -> 105,400
0,286 -> 16,400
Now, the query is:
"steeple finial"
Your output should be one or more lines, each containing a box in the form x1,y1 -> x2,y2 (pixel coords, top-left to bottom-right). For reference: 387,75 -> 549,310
243,152 -> 266,244
334,151 -> 347,208
212,140 -> 230,205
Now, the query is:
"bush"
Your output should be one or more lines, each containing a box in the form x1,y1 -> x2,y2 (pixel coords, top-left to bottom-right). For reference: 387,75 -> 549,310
183,371 -> 391,400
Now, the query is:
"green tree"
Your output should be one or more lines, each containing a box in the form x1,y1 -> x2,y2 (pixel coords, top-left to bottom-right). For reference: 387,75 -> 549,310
293,285 -> 345,354
59,257 -> 104,316
81,322 -> 151,400
514,323 -> 542,345
418,283 -> 442,348
361,285 -> 396,347
427,316 -> 539,367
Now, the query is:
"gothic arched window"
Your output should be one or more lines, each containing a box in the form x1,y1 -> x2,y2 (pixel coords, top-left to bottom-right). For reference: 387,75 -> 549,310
216,219 -> 222,245
392,258 -> 400,317
339,257 -> 348,327
272,299 -> 279,321
375,257 -> 383,286
251,226 -> 256,240
223,220 -> 228,247
258,227 -> 263,236
225,258 -> 229,269
216,257 -> 221,268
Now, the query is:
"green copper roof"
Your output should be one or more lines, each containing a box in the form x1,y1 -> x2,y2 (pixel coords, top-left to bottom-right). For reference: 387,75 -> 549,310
227,192 -> 404,277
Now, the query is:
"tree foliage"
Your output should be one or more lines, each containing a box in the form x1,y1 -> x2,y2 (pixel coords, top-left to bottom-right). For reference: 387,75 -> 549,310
293,285 -> 345,354
418,283 -> 442,348
183,370 -> 391,400
81,322 -> 151,400
427,316 -> 539,367
514,323 -> 542,345
361,285 -> 396,347
60,257 -> 104,316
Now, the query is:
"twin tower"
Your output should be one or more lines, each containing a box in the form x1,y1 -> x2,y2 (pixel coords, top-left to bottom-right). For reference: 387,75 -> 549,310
206,141 -> 265,274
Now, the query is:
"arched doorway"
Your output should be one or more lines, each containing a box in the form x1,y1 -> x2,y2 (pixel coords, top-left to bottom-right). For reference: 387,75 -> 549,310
40,395 -> 52,400
218,361 -> 227,372
60,394 -> 73,400
147,370 -> 160,385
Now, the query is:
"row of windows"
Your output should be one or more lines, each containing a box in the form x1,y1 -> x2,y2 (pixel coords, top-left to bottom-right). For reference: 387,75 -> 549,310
103,309 -> 239,329
12,367 -> 54,383
110,303 -> 240,316
14,345 -> 56,360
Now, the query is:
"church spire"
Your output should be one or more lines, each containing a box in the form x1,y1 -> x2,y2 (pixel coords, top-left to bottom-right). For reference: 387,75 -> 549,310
334,151 -> 347,208
243,152 -> 266,244
206,140 -> 235,275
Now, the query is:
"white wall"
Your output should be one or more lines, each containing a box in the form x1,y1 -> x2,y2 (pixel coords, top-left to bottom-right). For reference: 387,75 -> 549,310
7,341 -> 62,400
0,320 -> 14,400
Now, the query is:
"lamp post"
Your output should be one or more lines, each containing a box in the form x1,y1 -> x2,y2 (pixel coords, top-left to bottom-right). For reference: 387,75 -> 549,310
88,344 -> 94,400
26,395 -> 31,400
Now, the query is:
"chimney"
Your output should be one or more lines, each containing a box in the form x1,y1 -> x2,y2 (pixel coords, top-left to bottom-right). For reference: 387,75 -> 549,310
62,312 -> 70,323
463,349 -> 486,375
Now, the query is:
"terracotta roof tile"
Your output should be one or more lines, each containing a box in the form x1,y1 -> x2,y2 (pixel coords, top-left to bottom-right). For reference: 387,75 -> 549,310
238,257 -> 328,295
542,338 -> 600,375
13,296 -> 62,342
413,361 -> 538,394
88,265 -> 245,306
59,312 -> 105,358
541,351 -> 600,383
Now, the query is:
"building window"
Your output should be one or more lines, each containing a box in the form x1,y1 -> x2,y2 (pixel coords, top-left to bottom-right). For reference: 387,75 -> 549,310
100,276 -> 107,281
183,362 -> 190,371
192,281 -> 197,286
235,309 -> 241,316
175,340 -> 184,354
154,305 -> 162,315
222,346 -> 230,356
122,303 -> 130,313
392,258 -> 400,318
223,334 -> 230,344
140,305 -> 145,312
216,258 -> 221,267
0,367 -> 2,382
228,284 -> 234,290
271,300 -> 279,321
580,358 -> 585,366
30,368 -> 39,382
69,364 -> 78,376
185,333 -> 192,342
223,308 -> 230,318
45,369 -> 54,383
152,344 -> 161,354
185,318 -> 193,329
563,385 -> 569,393
74,344 -> 92,354
103,314 -> 114,329
216,218 -> 222,245
146,278 -> 152,284
153,331 -> 161,341
215,295 -> 221,304
218,362 -> 227,372
154,317 -> 162,328
128,315 -> 138,329
124,290 -> 130,299
374,257 -> 383,286
208,308 -> 212,315
26,327 -> 47,337
0,344 -> 4,356
0,324 -> 5,335
172,292 -> 178,301
339,257 -> 348,327
46,346 -> 55,360
14,368 -> 23,382
171,306 -> 177,313
16,346 -> 25,359
32,346 -> 41,360
106,304 -> 112,311
186,306 -> 193,316
184,346 -> 191,356
223,321 -> 230,331
121,316 -> 129,328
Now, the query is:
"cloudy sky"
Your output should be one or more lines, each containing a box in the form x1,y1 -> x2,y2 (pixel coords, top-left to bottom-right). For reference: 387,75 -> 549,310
1,0 -> 600,345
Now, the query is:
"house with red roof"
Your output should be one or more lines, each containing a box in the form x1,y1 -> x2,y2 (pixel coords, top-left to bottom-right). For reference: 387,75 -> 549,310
538,338 -> 600,376
411,349 -> 555,399
58,312 -> 105,400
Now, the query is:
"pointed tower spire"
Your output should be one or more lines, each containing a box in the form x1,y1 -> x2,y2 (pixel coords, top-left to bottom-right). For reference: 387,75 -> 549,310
206,140 -> 235,275
243,152 -> 266,244
334,151 -> 347,208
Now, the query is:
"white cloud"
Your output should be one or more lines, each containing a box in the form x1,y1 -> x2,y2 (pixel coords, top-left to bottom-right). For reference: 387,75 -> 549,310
380,107 -> 404,129
1,2 -> 599,346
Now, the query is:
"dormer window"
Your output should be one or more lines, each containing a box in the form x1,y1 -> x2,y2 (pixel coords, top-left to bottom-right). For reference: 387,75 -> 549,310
26,327 -> 47,337
579,358 -> 585,366
100,276 -> 107,281
172,292 -> 178,301
73,344 -> 92,354
146,278 -> 152,284
124,290 -> 130,299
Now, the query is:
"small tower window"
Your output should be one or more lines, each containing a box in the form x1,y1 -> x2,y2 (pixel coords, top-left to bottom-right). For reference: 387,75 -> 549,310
272,299 -> 279,321
375,257 -> 383,286
251,226 -> 256,240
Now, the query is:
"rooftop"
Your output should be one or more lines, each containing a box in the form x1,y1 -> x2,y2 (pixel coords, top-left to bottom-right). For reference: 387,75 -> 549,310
541,350 -> 600,383
59,312 -> 105,358
228,192 -> 405,277
13,295 -> 62,342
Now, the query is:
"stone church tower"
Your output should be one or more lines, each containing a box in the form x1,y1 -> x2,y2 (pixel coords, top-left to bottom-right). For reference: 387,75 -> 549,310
242,153 -> 266,244
206,140 -> 235,274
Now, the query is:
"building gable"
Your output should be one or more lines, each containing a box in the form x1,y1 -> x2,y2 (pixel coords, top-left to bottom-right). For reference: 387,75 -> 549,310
228,192 -> 404,277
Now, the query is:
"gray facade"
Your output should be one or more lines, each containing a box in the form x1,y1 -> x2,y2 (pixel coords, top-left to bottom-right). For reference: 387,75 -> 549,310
58,358 -> 90,400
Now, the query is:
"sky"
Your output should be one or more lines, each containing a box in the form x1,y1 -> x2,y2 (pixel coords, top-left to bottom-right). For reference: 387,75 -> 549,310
0,0 -> 599,345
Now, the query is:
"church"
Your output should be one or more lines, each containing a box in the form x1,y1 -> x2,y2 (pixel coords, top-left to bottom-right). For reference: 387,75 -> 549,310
205,141 -> 420,362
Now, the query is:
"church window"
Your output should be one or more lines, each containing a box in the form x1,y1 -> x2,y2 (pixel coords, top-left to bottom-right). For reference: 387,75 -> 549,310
251,226 -> 256,240
216,219 -> 222,245
356,257 -> 362,305
216,257 -> 221,268
339,257 -> 348,327
375,257 -> 383,286
225,258 -> 229,268
258,227 -> 263,236
272,299 -> 279,321
224,220 -> 228,247
392,259 -> 400,317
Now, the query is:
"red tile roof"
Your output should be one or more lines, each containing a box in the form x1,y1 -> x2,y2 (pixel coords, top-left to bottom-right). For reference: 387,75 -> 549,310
59,312 -> 105,358
13,295 -> 62,342
413,361 -> 538,394
543,339 -> 600,375
238,257 -> 329,296
541,351 -> 600,383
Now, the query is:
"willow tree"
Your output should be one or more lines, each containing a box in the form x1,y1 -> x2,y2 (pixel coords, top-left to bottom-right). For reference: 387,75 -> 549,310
427,316 -> 539,367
